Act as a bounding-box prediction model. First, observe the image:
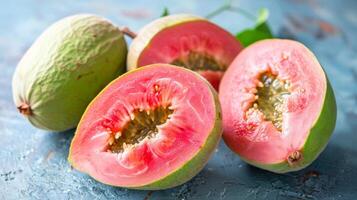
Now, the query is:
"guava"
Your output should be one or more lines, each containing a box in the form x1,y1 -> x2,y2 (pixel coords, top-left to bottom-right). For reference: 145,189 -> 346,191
12,14 -> 127,131
127,14 -> 243,90
68,64 -> 222,189
219,39 -> 336,173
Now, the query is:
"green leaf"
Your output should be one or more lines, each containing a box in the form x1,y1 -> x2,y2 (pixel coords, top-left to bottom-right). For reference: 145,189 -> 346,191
236,8 -> 273,47
236,29 -> 273,47
256,23 -> 273,36
161,7 -> 169,17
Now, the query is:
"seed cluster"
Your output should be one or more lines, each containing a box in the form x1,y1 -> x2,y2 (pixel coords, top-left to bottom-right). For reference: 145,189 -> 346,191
108,106 -> 174,153
247,73 -> 290,131
171,51 -> 225,71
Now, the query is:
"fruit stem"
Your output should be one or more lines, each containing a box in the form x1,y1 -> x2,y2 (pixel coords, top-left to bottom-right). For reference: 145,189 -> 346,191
119,26 -> 137,39
287,151 -> 302,166
17,103 -> 32,116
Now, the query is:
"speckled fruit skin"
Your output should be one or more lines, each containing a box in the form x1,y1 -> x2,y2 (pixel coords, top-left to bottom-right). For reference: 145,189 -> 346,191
219,39 -> 337,173
12,14 -> 127,132
68,64 -> 223,190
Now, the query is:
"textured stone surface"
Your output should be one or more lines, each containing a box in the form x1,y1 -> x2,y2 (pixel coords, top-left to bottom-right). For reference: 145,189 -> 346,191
1,0 -> 357,199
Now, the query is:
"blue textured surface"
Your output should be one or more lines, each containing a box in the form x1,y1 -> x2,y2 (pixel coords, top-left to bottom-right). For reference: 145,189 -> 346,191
1,0 -> 357,199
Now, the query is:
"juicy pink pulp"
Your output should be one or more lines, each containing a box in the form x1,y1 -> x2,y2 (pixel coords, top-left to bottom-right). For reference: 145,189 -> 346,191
137,20 -> 243,90
69,64 -> 217,187
219,39 -> 326,164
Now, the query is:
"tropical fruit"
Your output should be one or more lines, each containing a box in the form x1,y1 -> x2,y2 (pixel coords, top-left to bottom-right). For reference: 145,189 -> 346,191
68,64 -> 222,189
127,14 -> 243,90
12,14 -> 127,131
219,39 -> 336,173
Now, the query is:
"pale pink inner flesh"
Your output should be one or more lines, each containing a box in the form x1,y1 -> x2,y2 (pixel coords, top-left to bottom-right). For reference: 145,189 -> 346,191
137,20 -> 243,90
219,39 -> 326,164
70,65 -> 216,187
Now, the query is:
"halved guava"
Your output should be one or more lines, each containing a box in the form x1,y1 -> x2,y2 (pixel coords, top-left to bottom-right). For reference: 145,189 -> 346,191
219,39 -> 336,173
127,14 -> 243,90
68,64 -> 222,189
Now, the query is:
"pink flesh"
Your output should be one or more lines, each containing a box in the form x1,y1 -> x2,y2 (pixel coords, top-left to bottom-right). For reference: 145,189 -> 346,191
70,64 -> 216,187
137,20 -> 243,90
219,39 -> 326,164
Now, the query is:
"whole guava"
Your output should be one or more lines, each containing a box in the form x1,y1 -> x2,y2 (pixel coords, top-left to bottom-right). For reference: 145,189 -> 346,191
12,14 -> 127,131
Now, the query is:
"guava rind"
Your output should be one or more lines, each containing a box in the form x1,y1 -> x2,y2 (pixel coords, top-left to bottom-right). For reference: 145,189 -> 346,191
68,65 -> 222,189
12,14 -> 127,131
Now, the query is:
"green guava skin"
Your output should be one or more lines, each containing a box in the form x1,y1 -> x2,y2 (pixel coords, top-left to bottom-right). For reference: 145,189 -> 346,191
242,76 -> 336,173
68,65 -> 223,190
12,14 -> 127,132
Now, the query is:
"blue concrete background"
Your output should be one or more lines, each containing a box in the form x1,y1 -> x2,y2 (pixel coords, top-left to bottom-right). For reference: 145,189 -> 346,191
1,0 -> 357,199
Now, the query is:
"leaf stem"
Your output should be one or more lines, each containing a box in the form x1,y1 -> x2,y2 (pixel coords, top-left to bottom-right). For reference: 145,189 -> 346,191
119,26 -> 137,39
205,3 -> 231,19
229,6 -> 256,21
205,0 -> 256,21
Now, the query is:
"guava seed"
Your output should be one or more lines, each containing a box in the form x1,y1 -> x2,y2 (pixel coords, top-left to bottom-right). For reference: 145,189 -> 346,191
109,106 -> 174,153
247,73 -> 290,131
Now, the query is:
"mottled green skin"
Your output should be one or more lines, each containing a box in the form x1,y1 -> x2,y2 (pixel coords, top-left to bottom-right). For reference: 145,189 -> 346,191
12,14 -> 127,131
243,77 -> 337,173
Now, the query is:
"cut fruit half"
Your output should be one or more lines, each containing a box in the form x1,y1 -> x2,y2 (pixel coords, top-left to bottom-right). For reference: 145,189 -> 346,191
69,64 -> 222,189
219,39 -> 336,173
127,14 -> 243,90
